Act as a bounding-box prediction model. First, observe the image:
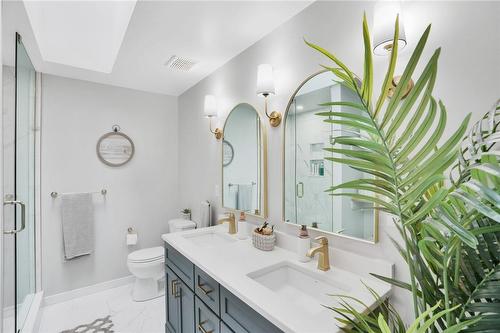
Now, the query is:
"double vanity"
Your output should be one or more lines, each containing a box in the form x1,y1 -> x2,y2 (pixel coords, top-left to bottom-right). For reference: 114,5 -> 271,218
161,69 -> 394,332
162,224 -> 392,333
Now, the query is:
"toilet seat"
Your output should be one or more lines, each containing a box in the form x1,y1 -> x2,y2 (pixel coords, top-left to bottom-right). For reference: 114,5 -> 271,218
128,246 -> 164,263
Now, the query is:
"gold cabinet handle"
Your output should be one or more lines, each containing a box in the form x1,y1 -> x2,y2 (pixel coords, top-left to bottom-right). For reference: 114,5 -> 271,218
197,320 -> 213,333
170,279 -> 181,298
197,282 -> 213,295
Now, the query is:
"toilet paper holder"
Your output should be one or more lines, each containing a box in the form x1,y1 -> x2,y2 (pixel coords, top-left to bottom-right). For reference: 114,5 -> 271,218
127,227 -> 138,246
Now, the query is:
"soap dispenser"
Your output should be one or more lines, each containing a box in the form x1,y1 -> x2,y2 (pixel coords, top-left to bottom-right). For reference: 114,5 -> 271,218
297,225 -> 311,262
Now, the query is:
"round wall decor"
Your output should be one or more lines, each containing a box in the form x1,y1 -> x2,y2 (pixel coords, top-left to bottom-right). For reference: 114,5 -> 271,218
222,140 -> 234,167
96,126 -> 135,167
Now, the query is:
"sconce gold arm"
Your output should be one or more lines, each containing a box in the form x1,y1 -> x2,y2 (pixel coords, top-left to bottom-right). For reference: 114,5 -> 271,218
263,94 -> 281,127
387,75 -> 414,99
208,117 -> 223,140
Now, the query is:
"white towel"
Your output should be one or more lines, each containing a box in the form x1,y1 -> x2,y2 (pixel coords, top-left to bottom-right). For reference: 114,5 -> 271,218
237,185 -> 253,212
61,193 -> 95,260
199,201 -> 211,228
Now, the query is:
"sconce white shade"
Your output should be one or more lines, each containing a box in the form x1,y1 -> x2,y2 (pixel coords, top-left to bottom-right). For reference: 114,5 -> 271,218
373,1 -> 407,56
204,94 -> 218,117
256,64 -> 275,96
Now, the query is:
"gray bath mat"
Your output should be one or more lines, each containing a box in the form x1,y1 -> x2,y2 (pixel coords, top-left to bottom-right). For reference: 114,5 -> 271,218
60,315 -> 114,333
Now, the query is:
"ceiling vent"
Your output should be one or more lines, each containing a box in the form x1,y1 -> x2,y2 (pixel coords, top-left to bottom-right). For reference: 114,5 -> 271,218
164,55 -> 197,72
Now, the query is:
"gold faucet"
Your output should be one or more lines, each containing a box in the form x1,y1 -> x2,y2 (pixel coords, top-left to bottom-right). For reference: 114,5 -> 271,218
307,236 -> 330,271
218,212 -> 236,234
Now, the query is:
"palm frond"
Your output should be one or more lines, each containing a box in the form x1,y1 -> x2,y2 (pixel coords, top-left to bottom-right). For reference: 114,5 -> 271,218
306,12 -> 500,333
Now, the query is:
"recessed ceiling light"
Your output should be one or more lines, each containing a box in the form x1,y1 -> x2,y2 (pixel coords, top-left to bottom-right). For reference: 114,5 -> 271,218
164,55 -> 197,72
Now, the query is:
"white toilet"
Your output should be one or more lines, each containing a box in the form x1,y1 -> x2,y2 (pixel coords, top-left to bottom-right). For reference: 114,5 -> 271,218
127,203 -> 210,301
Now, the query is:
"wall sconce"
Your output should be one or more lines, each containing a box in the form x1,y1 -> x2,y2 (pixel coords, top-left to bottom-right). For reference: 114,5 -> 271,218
256,64 -> 281,127
373,1 -> 407,55
373,1 -> 413,99
204,94 -> 223,140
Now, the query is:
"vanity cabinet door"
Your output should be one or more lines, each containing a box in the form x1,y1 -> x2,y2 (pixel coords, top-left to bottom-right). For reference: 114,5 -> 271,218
195,297 -> 220,333
220,321 -> 234,333
166,266 -> 180,333
166,266 -> 195,333
178,280 -> 195,333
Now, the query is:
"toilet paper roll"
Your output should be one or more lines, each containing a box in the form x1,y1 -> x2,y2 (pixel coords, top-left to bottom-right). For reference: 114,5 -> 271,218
127,233 -> 138,245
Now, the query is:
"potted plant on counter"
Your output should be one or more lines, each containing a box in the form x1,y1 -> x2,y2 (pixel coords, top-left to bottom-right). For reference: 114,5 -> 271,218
181,208 -> 191,220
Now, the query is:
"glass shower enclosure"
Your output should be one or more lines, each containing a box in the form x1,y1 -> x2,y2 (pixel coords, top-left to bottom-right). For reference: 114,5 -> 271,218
3,33 -> 37,333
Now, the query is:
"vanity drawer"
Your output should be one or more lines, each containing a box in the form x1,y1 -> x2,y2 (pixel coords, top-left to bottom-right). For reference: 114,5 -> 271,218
195,266 -> 220,315
165,243 -> 195,290
195,297 -> 220,333
220,286 -> 282,333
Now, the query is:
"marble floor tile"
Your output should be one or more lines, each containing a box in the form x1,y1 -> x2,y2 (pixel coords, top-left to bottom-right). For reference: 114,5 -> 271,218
38,284 -> 165,333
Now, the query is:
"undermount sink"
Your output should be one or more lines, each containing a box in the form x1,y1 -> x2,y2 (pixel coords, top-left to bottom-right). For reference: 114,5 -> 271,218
182,229 -> 237,248
247,261 -> 351,316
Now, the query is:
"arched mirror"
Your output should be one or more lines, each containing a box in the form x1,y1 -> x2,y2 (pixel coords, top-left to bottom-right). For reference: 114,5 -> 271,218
222,103 -> 267,217
283,70 -> 378,242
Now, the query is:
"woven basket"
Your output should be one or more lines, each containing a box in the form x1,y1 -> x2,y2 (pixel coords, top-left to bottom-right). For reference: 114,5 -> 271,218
252,231 -> 276,251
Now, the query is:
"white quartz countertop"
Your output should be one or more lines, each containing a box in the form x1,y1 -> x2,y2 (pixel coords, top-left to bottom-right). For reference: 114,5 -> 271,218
162,225 -> 392,333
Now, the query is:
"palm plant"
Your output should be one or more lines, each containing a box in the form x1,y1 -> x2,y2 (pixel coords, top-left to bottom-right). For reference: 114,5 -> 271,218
306,14 -> 500,332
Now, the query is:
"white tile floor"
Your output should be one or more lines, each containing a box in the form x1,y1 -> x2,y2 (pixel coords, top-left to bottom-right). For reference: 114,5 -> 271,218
38,284 -> 164,333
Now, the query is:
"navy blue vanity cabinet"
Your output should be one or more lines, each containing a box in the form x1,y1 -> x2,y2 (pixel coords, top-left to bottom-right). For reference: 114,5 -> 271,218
220,286 -> 283,333
165,265 -> 195,333
165,243 -> 283,333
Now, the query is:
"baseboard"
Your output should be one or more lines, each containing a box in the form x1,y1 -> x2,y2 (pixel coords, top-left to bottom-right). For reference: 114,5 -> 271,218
43,275 -> 134,306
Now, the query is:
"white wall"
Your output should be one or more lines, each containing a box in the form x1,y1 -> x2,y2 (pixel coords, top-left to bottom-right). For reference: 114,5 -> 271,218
41,75 -> 178,296
177,1 -> 500,323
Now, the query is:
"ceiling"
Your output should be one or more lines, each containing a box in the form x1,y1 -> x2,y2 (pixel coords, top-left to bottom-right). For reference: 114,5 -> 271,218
3,1 -> 313,96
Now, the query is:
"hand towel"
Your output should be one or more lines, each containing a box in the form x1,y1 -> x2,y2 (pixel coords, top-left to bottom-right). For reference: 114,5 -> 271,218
199,201 -> 211,228
237,184 -> 253,212
61,193 -> 95,260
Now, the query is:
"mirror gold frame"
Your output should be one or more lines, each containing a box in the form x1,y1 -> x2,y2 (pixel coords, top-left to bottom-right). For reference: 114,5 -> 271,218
222,103 -> 268,219
281,70 -> 379,243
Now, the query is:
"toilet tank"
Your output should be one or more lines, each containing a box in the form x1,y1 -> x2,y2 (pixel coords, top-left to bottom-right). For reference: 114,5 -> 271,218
168,218 -> 196,233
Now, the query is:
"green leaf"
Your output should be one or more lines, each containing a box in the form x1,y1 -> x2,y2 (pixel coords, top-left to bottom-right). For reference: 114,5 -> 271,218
386,49 -> 439,141
324,157 -> 394,176
381,24 -> 432,129
404,188 -> 448,225
323,118 -> 380,135
374,15 -> 399,117
316,111 -> 372,125
361,13 -> 373,108
305,40 -> 357,88
451,189 -> 500,222
377,314 -> 391,333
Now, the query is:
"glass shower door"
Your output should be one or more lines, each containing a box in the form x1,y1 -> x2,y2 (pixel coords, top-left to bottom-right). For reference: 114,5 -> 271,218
3,33 -> 36,333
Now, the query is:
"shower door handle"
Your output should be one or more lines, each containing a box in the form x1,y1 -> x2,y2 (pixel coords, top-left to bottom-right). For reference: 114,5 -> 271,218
3,200 -> 26,234
296,182 -> 304,198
